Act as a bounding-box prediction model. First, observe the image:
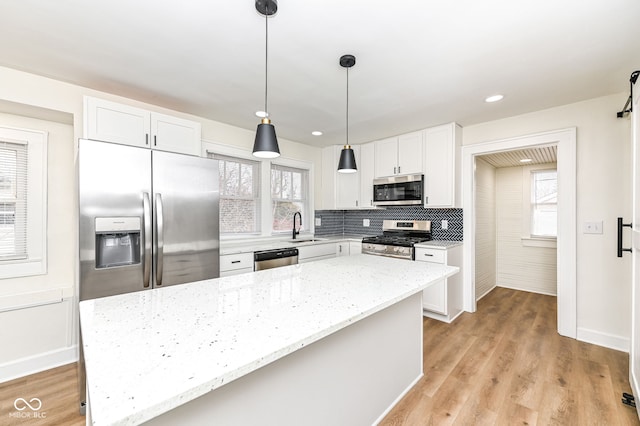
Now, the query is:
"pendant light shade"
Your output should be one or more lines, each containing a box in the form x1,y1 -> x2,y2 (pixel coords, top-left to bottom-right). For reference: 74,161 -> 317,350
253,0 -> 280,158
338,145 -> 357,173
338,54 -> 357,173
253,118 -> 280,158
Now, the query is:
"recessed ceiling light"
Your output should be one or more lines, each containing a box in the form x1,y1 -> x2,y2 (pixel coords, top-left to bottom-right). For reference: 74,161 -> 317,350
311,131 -> 323,136
485,94 -> 504,103
255,111 -> 269,118
520,158 -> 533,163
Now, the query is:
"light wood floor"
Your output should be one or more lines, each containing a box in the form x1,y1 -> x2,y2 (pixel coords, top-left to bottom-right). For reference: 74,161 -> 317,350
0,287 -> 638,425
381,287 -> 640,425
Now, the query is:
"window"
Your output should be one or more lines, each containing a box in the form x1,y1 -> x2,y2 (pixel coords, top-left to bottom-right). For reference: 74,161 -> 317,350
530,169 -> 557,237
213,154 -> 261,234
271,164 -> 308,232
0,141 -> 27,259
0,127 -> 47,278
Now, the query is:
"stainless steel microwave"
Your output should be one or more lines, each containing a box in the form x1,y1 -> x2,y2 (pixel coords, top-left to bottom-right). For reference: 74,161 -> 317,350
373,174 -> 424,206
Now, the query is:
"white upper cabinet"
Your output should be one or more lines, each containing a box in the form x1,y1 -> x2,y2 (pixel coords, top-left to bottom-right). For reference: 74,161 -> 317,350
374,131 -> 423,178
359,142 -> 376,208
423,123 -> 461,208
321,145 -> 361,209
84,96 -> 201,156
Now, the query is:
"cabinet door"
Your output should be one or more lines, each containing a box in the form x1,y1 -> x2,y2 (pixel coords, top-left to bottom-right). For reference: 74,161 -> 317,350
151,112 -> 201,156
422,279 -> 447,314
374,137 -> 399,177
359,143 -> 375,207
349,241 -> 362,255
336,145 -> 361,208
336,242 -> 350,256
424,123 -> 460,207
397,131 -> 423,175
85,97 -> 151,148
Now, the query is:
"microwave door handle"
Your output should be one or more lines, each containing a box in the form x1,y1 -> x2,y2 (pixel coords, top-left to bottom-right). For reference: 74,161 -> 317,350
155,193 -> 164,286
143,193 -> 152,288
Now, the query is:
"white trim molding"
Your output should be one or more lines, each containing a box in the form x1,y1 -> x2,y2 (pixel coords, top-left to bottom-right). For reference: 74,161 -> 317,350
462,127 -> 577,339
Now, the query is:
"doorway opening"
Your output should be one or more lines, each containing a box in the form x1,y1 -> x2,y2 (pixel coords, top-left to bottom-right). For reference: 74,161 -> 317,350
462,128 -> 577,338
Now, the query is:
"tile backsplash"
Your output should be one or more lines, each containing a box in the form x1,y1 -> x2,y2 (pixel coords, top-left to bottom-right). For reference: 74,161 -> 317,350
314,207 -> 463,241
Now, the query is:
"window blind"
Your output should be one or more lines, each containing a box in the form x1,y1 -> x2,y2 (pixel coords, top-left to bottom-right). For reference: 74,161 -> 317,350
0,140 -> 28,260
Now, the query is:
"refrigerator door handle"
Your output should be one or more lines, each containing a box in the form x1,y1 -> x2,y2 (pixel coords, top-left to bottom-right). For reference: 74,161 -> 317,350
156,193 -> 164,286
143,193 -> 152,288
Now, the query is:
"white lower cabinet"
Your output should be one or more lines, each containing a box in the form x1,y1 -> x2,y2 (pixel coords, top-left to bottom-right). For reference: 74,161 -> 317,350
415,244 -> 463,323
219,252 -> 254,277
336,242 -> 350,256
349,241 -> 362,255
298,243 -> 337,264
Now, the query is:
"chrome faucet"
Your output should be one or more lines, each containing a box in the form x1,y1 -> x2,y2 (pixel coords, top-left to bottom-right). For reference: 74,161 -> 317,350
292,211 -> 301,239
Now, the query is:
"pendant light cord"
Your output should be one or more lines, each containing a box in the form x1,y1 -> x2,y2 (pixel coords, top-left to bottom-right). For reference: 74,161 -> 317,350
264,8 -> 269,115
346,66 -> 349,147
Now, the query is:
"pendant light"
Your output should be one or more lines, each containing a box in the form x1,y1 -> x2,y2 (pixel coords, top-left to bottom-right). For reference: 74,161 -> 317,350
253,0 -> 280,158
337,54 -> 357,173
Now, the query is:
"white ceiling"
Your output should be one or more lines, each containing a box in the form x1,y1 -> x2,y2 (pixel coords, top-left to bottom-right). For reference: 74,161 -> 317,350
1,1 -> 639,148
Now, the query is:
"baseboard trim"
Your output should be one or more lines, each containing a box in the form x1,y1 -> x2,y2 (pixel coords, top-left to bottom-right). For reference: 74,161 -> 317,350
577,327 -> 629,353
373,372 -> 424,425
0,346 -> 78,383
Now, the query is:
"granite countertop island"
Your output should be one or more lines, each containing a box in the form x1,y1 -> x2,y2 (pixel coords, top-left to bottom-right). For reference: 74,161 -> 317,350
80,254 -> 459,425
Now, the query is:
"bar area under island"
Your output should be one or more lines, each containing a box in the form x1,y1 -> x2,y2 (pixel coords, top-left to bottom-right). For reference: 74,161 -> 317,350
79,254 -> 459,425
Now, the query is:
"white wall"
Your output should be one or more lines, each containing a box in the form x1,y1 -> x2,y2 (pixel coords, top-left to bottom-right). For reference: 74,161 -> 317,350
0,65 -> 321,381
463,93 -> 632,350
474,157 -> 496,300
495,165 -> 557,296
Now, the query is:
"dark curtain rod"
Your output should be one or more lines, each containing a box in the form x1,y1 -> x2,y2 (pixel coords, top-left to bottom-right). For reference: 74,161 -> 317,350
616,70 -> 640,118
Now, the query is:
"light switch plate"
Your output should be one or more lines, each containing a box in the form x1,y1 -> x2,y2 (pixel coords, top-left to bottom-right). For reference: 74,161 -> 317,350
583,221 -> 602,234
315,217 -> 321,226
363,219 -> 370,227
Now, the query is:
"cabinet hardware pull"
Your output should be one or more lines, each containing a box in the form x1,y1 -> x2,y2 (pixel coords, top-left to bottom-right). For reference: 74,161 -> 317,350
618,217 -> 633,257
145,134 -> 149,145
154,135 -> 157,146
231,260 -> 241,264
398,166 -> 401,174
424,253 -> 434,256
394,166 -> 397,174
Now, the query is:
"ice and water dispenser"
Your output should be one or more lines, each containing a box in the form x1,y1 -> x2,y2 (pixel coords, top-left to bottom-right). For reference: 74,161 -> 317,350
94,217 -> 141,269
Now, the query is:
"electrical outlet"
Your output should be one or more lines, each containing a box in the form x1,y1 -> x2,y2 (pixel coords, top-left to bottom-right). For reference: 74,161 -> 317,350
363,219 -> 370,227
441,220 -> 448,230
583,221 -> 602,234
315,217 -> 322,227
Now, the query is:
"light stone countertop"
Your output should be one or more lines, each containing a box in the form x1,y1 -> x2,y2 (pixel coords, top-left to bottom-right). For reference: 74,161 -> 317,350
220,234 -> 461,255
219,234 -> 364,255
79,254 -> 459,426
414,240 -> 463,249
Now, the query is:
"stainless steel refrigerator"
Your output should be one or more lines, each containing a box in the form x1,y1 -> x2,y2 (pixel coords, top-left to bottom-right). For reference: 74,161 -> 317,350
77,138 -> 219,413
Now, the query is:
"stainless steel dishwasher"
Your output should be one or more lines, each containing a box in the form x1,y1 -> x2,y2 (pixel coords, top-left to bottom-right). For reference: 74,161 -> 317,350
254,248 -> 299,271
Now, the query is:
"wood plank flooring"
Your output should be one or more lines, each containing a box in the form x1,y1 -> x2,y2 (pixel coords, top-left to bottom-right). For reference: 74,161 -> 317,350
0,287 -> 637,425
381,287 -> 640,426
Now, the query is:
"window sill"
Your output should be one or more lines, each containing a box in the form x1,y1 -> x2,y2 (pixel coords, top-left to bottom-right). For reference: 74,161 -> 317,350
521,236 -> 557,248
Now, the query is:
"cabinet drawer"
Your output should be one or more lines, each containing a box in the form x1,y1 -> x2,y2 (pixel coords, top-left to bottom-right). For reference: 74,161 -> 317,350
220,252 -> 254,272
414,248 -> 445,264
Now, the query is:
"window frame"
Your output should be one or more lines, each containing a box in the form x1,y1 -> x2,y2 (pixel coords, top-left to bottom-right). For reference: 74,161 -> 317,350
203,141 -> 314,239
0,126 -> 47,279
270,163 -> 310,234
521,164 -> 557,248
214,153 -> 262,236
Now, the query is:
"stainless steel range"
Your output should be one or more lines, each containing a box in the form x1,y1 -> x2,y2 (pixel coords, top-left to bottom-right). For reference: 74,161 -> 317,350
362,220 -> 432,260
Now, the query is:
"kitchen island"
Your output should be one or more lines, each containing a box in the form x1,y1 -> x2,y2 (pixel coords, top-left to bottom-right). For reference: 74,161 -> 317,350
80,254 -> 458,425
